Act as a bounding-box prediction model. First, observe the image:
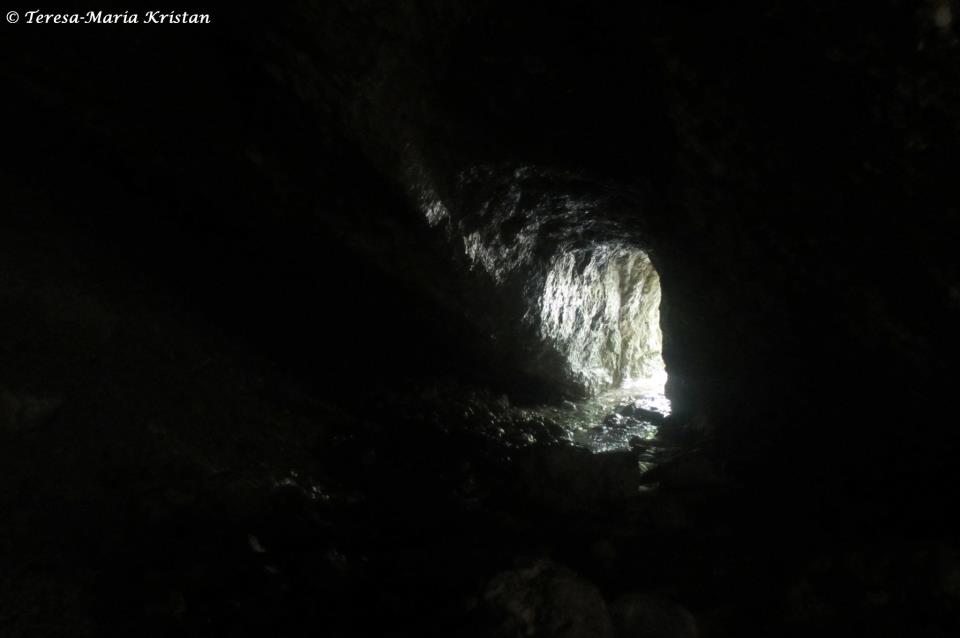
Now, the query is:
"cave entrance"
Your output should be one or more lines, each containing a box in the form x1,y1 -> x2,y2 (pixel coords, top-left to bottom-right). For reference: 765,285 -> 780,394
540,245 -> 666,394
539,245 -> 669,451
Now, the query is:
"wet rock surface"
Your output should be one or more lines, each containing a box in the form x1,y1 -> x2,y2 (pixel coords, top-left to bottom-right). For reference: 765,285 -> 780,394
1,334 -> 959,637
3,345 -> 954,637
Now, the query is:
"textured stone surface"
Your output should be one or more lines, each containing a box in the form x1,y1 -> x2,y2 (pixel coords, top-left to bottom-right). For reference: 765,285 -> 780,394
610,593 -> 698,638
481,561 -> 614,638
539,247 -> 664,393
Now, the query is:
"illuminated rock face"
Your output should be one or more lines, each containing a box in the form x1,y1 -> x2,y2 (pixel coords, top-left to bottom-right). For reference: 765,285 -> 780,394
411,165 -> 665,398
539,247 -> 663,393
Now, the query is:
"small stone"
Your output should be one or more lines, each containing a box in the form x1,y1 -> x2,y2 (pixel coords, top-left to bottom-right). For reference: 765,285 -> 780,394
163,488 -> 195,506
865,590 -> 890,606
610,593 -> 698,638
248,534 -> 267,554
481,560 -> 613,638
0,386 -> 62,435
590,539 -> 618,568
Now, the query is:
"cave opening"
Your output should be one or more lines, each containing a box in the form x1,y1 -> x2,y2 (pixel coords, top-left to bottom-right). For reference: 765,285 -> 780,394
540,244 -> 666,395
537,244 -> 670,452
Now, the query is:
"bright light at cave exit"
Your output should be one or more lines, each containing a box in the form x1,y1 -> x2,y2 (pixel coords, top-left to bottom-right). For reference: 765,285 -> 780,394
539,245 -> 667,400
541,246 -> 670,453
613,269 -> 670,418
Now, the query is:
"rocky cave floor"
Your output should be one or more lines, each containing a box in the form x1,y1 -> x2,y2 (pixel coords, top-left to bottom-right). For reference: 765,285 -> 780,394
4,365 -> 960,638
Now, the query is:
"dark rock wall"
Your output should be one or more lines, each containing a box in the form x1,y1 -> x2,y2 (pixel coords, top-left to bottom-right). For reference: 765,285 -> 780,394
646,2 -> 960,500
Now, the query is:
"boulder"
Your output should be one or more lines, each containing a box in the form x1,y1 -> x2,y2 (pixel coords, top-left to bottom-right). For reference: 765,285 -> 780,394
610,593 -> 698,638
481,560 -> 613,638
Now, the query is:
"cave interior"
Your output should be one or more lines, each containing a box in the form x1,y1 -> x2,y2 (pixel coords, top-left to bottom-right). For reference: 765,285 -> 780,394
3,3 -> 960,637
